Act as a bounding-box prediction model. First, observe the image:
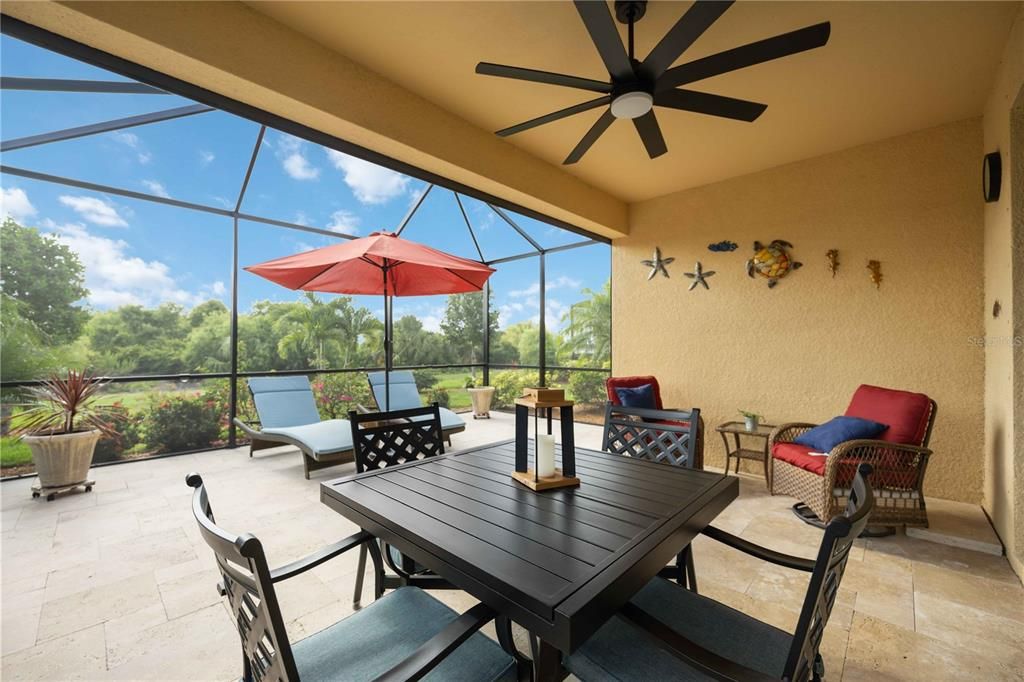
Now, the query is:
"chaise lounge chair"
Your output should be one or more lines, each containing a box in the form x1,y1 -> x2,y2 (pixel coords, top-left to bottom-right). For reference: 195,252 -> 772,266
233,376 -> 354,479
367,371 -> 466,445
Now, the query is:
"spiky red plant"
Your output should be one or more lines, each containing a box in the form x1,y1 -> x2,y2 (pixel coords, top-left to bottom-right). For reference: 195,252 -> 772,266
8,370 -> 123,439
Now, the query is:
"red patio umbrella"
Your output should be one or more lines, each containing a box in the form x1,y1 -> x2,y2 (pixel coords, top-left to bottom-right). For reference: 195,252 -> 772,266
245,231 -> 495,410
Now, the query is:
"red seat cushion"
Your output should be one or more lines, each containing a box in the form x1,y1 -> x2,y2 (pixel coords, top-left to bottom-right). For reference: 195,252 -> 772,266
606,376 -> 664,410
844,384 -> 932,446
772,443 -> 826,476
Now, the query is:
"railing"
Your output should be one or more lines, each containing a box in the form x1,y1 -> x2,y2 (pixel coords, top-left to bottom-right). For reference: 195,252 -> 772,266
0,362 -> 610,479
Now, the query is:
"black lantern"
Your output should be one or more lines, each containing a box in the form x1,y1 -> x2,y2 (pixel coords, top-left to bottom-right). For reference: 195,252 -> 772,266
512,388 -> 580,491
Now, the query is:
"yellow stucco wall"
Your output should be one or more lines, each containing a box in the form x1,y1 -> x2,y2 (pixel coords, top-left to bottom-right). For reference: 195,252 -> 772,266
982,5 -> 1024,575
615,118 -> 985,504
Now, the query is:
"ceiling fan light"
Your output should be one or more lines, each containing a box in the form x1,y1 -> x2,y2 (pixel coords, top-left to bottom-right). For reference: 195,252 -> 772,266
610,91 -> 653,119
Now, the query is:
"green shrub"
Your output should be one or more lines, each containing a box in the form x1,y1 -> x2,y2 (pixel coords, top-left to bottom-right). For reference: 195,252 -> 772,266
145,393 -> 221,453
491,370 -> 535,408
425,387 -> 450,408
412,369 -> 438,392
312,373 -> 372,418
567,369 -> 606,406
93,407 -> 144,463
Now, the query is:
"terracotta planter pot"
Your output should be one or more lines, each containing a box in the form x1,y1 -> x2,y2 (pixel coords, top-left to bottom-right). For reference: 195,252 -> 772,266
23,430 -> 100,490
467,387 -> 495,419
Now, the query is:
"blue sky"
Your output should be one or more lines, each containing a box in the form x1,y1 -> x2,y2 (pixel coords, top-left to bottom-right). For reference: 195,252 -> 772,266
0,35 -> 609,332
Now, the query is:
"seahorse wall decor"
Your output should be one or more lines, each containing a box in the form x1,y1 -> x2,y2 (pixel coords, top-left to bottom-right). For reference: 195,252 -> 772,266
867,260 -> 882,289
826,249 -> 839,278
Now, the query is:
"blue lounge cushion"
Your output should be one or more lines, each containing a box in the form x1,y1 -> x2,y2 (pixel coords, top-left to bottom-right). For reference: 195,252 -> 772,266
248,376 -> 322,428
368,371 -> 466,432
565,578 -> 792,681
793,415 -> 888,452
614,383 -> 656,409
261,419 -> 353,457
293,587 -> 515,681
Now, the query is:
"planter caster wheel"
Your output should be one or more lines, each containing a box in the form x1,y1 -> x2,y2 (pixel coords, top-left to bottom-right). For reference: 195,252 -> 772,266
46,493 -> 56,502
84,485 -> 93,493
32,491 -> 40,498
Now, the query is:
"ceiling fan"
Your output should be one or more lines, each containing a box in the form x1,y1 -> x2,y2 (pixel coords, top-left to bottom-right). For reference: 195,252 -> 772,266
476,0 -> 830,164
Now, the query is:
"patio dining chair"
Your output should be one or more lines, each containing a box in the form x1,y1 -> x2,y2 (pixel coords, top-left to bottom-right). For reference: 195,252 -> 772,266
233,376 -> 354,479
602,403 -> 702,591
348,404 -> 457,608
367,371 -> 466,446
606,375 -> 705,468
186,473 -> 516,682
566,464 -> 875,682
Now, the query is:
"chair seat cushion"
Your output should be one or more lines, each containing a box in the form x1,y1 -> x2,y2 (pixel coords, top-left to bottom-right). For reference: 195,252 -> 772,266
293,587 -> 515,682
261,419 -> 353,457
772,442 -> 826,476
566,578 -> 791,681
793,416 -> 888,452
844,384 -> 932,445
409,407 -> 466,433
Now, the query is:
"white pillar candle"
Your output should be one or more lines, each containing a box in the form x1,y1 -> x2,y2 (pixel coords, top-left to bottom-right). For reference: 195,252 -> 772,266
537,434 -> 556,478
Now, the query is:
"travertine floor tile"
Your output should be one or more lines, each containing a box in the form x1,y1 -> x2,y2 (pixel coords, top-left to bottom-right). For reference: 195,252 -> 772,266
1,416 -> 1021,681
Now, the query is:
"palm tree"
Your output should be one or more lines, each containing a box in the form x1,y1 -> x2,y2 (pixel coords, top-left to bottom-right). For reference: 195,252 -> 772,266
276,293 -> 347,369
560,280 -> 610,366
337,305 -> 379,368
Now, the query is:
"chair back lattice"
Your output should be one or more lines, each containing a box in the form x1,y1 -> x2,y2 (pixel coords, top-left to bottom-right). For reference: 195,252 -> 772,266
349,404 -> 445,473
601,404 -> 700,469
783,464 -> 875,682
186,474 -> 298,682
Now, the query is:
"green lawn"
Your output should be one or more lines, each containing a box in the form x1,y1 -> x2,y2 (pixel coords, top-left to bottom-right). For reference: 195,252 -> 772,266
433,371 -> 474,410
0,437 -> 32,468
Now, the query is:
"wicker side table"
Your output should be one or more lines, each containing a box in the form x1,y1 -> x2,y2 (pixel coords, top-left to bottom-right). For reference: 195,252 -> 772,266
716,421 -> 775,488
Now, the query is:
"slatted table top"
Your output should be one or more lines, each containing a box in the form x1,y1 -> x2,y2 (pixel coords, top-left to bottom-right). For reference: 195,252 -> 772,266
320,439 -> 738,652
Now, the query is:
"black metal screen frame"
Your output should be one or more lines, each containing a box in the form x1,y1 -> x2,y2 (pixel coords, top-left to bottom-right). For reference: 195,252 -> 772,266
0,15 -> 612,477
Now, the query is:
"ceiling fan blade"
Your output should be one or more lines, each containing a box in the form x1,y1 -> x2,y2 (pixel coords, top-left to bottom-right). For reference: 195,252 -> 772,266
476,62 -> 612,93
642,0 -> 734,78
633,111 -> 668,159
655,89 -> 766,121
564,109 -> 615,165
573,1 -> 634,82
657,22 -> 831,90
497,97 -> 611,137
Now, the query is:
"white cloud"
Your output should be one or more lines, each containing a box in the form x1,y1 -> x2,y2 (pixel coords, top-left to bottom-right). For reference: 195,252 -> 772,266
141,180 -> 170,198
326,209 -> 360,235
210,281 -> 227,297
293,211 -> 311,227
211,196 -> 233,209
199,150 -> 215,166
111,131 -> 151,164
277,134 -> 320,181
293,240 -> 316,254
59,195 -> 128,227
43,220 -> 201,308
1,187 -> 37,222
508,282 -> 540,299
326,149 -> 409,204
508,275 -> 581,299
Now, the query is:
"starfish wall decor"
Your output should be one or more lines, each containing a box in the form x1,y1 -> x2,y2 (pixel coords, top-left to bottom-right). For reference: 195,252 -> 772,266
684,261 -> 716,290
641,247 -> 674,280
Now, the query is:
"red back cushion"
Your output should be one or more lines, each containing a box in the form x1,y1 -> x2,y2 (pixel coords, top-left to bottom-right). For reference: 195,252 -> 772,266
844,384 -> 933,446
606,376 -> 663,409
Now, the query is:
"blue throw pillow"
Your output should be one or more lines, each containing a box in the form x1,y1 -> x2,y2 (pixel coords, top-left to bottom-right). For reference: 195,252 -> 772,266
615,384 -> 655,409
794,416 -> 888,452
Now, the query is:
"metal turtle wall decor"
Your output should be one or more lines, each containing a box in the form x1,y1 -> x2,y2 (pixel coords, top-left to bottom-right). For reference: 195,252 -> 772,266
641,247 -> 674,280
746,240 -> 802,288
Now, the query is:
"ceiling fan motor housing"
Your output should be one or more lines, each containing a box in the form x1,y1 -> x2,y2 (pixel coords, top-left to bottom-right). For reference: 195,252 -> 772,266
611,89 -> 654,119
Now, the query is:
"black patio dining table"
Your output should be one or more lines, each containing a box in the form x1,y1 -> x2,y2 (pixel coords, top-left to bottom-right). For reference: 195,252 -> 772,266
320,439 -> 738,681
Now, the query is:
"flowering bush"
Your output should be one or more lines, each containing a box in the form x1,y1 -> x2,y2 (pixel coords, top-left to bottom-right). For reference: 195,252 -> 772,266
425,387 -> 450,408
312,373 -> 372,418
491,370 -> 536,408
146,393 -> 222,452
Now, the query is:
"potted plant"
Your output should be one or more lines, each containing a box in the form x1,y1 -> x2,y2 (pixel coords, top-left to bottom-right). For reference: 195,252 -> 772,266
7,371 -> 122,501
465,377 -> 495,420
738,409 -> 763,432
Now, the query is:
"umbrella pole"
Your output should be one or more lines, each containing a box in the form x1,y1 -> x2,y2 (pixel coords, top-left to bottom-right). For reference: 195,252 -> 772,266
383,265 -> 390,412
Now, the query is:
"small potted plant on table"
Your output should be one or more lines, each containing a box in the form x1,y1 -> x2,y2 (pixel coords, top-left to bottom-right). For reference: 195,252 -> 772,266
8,371 -> 122,501
465,378 -> 495,420
738,409 -> 763,433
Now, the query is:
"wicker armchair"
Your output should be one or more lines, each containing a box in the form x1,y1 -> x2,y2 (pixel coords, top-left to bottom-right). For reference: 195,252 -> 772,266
770,384 -> 936,530
606,375 -> 705,469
